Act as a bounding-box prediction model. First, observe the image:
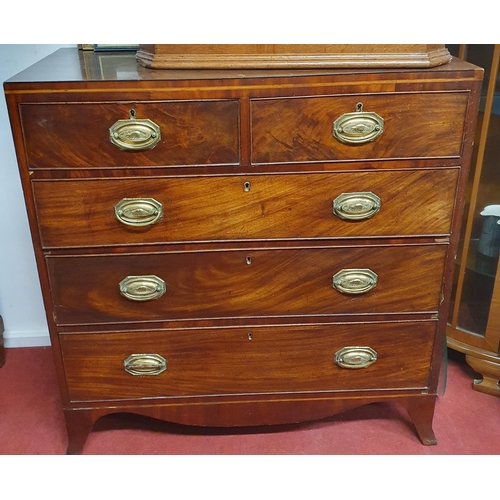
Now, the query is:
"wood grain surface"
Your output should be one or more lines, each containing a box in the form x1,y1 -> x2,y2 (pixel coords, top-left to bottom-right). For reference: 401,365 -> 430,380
60,321 -> 435,401
21,100 -> 239,169
33,169 -> 458,248
251,92 -> 468,163
47,245 -> 447,325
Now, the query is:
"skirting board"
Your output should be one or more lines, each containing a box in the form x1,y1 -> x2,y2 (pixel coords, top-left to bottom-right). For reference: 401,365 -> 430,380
4,332 -> 51,348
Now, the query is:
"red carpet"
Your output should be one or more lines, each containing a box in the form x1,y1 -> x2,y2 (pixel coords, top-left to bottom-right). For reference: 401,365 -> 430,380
0,346 -> 498,455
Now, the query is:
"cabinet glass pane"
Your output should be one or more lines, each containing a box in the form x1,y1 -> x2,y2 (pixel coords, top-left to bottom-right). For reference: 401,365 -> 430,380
448,45 -> 500,336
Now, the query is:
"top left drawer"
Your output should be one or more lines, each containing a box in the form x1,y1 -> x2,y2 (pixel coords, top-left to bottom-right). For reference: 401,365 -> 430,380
19,100 -> 240,169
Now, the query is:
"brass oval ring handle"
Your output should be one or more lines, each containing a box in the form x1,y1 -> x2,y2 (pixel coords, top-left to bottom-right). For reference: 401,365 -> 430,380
332,268 -> 378,295
334,346 -> 377,369
114,198 -> 163,227
123,353 -> 167,376
333,192 -> 381,221
333,102 -> 384,145
119,275 -> 166,301
109,110 -> 161,151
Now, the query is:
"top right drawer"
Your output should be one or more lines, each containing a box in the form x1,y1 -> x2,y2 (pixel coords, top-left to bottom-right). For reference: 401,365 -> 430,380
251,92 -> 468,164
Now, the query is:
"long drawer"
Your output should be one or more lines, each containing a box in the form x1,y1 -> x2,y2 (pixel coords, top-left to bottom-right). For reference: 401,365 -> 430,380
251,92 -> 468,164
47,245 -> 447,325
33,169 -> 458,248
60,321 -> 435,402
20,100 -> 240,169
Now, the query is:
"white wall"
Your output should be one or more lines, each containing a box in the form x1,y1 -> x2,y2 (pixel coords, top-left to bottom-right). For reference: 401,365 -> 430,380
0,45 -> 76,347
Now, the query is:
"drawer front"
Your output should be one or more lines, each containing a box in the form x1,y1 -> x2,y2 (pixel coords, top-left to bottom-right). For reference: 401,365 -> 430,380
47,245 -> 446,325
251,92 -> 468,164
33,169 -> 458,248
20,100 -> 239,169
60,321 -> 435,402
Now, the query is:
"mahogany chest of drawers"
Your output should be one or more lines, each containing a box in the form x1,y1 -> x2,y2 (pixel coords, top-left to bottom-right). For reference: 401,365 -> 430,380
4,48 -> 482,453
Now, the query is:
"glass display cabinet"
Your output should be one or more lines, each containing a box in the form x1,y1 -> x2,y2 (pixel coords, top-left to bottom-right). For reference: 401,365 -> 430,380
447,44 -> 500,396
